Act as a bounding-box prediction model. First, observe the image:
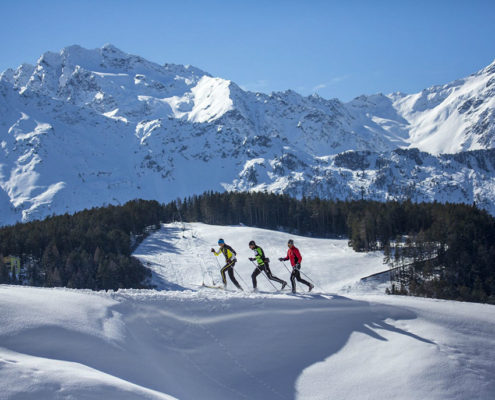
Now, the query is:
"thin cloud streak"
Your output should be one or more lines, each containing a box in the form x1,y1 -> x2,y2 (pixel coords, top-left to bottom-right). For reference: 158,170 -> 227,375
312,75 -> 351,93
240,79 -> 270,93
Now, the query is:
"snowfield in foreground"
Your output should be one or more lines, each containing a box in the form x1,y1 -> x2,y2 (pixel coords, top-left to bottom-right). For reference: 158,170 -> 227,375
1,223 -> 494,399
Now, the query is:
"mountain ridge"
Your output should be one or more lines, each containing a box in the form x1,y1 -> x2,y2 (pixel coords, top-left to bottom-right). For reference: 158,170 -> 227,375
1,44 -> 495,224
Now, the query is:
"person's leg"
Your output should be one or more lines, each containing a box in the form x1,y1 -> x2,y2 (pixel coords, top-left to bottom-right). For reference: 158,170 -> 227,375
290,269 -> 297,293
295,269 -> 312,288
227,262 -> 242,290
220,263 -> 229,286
265,263 -> 285,285
251,267 -> 261,289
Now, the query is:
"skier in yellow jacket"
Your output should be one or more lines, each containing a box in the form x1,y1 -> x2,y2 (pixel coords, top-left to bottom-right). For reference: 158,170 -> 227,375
211,239 -> 243,290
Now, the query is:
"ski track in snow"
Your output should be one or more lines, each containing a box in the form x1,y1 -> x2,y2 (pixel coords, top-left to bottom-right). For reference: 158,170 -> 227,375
0,222 -> 494,399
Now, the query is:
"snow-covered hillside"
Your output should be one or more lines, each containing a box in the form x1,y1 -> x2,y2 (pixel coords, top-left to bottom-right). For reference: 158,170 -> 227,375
348,60 -> 495,154
133,222 -> 386,293
1,223 -> 494,399
1,45 -> 495,224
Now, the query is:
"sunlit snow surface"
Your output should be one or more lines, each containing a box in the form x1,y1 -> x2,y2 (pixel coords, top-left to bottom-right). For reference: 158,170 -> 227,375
133,222 -> 385,293
1,222 -> 494,399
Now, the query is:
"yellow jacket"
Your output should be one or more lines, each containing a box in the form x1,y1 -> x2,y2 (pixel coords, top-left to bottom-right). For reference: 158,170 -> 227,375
214,244 -> 236,261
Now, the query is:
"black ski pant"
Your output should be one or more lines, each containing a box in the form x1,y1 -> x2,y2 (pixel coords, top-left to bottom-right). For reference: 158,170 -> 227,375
221,260 -> 242,289
251,262 -> 285,289
291,266 -> 311,292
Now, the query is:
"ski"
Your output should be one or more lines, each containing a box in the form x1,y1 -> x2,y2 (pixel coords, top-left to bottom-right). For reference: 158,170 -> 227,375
200,283 -> 225,290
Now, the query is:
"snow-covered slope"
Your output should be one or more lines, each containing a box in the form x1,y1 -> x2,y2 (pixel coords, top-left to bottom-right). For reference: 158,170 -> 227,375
347,60 -> 495,154
1,45 -> 495,224
1,223 -> 494,399
133,222 -> 386,292
227,148 -> 495,214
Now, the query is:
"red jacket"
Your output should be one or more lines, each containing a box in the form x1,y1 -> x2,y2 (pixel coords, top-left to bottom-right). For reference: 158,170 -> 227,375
284,246 -> 302,267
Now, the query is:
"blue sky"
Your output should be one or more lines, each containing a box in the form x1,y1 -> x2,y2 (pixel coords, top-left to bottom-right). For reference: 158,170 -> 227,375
1,0 -> 494,101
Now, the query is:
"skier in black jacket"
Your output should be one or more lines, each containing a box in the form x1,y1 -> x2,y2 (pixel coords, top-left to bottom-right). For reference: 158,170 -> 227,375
249,240 -> 287,291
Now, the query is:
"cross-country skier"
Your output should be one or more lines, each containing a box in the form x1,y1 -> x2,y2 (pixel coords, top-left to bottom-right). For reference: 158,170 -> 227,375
211,239 -> 243,290
278,239 -> 314,294
248,240 -> 287,291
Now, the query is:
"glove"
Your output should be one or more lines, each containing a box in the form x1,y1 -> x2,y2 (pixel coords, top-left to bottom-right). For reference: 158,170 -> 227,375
294,263 -> 301,270
278,257 -> 285,262
249,257 -> 255,261
211,248 -> 215,253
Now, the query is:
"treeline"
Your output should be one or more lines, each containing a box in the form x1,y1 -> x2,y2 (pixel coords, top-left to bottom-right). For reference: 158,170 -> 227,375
385,204 -> 495,304
176,192 -> 495,303
177,192 -> 350,236
0,191 -> 494,303
0,199 -> 175,290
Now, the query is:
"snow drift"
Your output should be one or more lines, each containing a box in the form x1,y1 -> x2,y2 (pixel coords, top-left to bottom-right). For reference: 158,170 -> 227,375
1,223 -> 494,399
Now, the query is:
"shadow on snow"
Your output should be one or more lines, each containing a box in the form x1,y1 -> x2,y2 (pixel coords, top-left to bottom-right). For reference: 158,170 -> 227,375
2,291 -> 433,400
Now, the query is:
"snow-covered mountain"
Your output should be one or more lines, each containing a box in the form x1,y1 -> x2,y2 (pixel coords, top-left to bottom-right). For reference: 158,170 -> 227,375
1,44 -> 495,224
231,148 -> 495,214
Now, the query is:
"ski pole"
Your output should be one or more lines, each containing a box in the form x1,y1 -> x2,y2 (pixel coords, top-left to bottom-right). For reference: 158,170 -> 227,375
234,268 -> 248,288
281,259 -> 312,282
280,260 -> 293,289
298,267 -> 324,292
198,253 -> 209,285
280,260 -> 292,274
213,252 -> 222,268
211,252 -> 223,286
280,260 -> 324,292
299,269 -> 316,285
250,260 -> 278,290
201,256 -> 216,286
212,252 -> 246,289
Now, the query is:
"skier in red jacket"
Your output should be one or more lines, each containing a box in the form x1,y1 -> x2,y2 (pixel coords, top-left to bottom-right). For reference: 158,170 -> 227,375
279,239 -> 314,294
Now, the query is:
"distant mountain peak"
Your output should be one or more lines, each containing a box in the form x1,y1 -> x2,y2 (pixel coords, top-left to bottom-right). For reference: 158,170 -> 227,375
1,45 -> 495,224
101,43 -> 123,52
481,58 -> 495,75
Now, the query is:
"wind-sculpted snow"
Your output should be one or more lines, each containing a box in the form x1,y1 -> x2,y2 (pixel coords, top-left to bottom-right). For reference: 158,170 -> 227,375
1,45 -> 495,223
1,223 -> 494,399
0,286 -> 433,399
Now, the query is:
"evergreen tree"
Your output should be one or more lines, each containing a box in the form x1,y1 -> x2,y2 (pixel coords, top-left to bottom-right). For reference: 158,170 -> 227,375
0,255 -> 9,284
